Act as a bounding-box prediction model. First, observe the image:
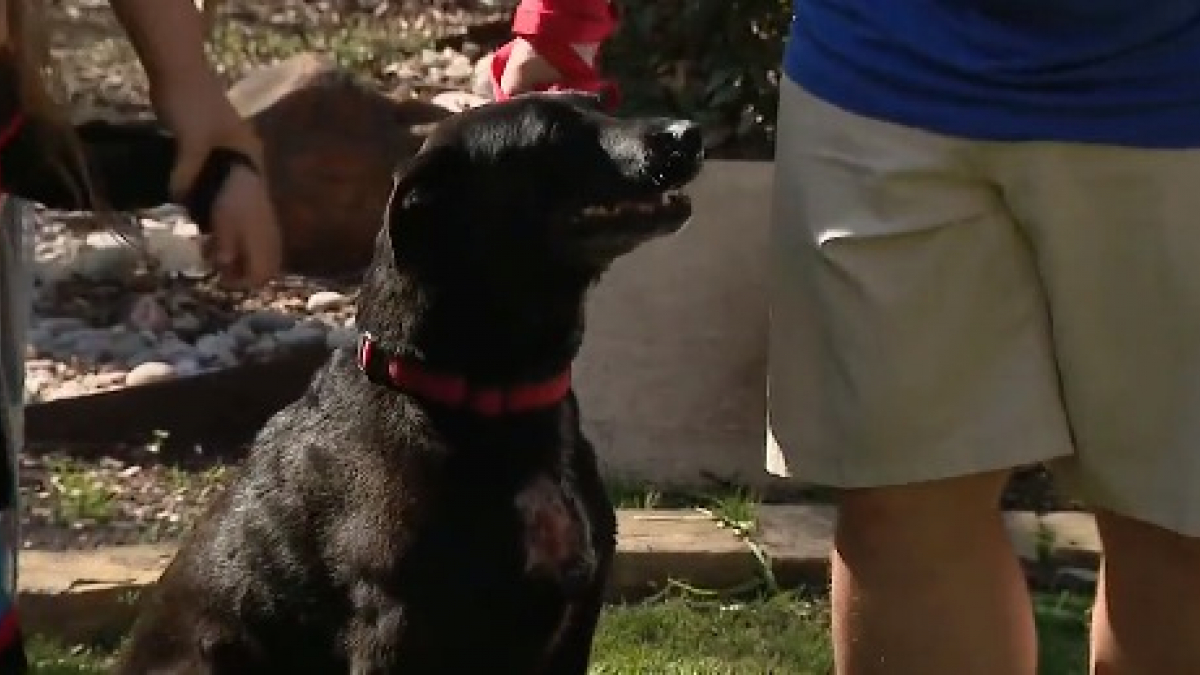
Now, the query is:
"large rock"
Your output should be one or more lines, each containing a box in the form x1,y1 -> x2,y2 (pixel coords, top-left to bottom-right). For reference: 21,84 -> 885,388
229,53 -> 452,276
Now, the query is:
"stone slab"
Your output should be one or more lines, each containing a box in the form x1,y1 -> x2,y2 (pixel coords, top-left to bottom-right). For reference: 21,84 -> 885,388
610,509 -> 757,600
755,504 -> 835,586
19,545 -> 174,645
17,506 -> 1106,644
18,509 -> 755,642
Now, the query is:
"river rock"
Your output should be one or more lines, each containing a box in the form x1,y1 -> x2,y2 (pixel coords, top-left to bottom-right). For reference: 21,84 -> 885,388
125,361 -> 177,387
305,291 -> 349,312
228,52 -> 451,275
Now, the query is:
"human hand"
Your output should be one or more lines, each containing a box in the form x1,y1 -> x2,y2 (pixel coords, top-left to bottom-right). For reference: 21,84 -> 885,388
497,37 -> 564,97
491,36 -> 619,111
497,38 -> 602,98
150,77 -> 283,288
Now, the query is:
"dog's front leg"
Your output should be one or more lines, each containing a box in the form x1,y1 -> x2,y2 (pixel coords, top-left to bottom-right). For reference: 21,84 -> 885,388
537,553 -> 612,675
345,582 -> 407,675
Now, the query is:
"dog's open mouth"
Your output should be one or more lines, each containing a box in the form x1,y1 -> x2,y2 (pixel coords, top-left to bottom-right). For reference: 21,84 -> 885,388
572,189 -> 693,234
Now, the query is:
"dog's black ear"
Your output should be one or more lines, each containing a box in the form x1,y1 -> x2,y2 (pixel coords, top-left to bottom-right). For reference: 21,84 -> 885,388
388,146 -> 458,226
385,145 -> 463,265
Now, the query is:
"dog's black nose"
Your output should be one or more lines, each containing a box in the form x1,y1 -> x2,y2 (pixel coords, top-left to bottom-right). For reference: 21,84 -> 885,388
645,119 -> 704,188
648,120 -> 704,160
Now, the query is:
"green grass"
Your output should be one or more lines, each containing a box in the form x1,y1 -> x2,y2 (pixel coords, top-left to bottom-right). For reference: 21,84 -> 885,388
593,593 -> 833,674
27,640 -> 109,675
606,481 -> 760,525
44,458 -> 117,526
27,591 -> 1091,674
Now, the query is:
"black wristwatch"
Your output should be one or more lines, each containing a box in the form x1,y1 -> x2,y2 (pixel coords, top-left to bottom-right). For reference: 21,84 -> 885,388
181,147 -> 260,233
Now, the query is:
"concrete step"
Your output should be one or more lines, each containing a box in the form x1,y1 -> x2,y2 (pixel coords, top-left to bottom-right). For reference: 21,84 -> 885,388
17,506 -> 1103,645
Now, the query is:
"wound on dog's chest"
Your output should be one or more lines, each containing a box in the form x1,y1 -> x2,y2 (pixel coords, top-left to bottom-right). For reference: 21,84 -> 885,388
515,477 -> 594,585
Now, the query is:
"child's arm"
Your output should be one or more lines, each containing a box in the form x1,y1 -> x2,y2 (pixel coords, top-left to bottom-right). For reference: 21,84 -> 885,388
109,0 -> 280,287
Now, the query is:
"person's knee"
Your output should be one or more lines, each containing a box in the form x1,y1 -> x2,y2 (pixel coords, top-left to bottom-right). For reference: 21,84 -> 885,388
1097,509 -> 1200,572
1092,510 -> 1200,673
835,469 -> 1011,558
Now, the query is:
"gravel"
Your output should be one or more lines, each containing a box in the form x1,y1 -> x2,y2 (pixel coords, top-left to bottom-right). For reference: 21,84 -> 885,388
24,206 -> 360,403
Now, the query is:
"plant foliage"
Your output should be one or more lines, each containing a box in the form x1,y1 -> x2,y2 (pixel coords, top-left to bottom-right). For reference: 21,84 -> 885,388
602,0 -> 792,145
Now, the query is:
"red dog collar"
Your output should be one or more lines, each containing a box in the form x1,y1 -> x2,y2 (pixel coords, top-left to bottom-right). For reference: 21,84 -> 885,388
356,333 -> 572,416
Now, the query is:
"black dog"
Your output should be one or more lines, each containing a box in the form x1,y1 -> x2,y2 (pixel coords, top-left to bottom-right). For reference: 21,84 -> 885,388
112,92 -> 705,674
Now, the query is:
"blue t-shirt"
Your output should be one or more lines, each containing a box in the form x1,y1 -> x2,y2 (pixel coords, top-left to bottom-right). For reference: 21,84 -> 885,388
784,1 -> 1200,148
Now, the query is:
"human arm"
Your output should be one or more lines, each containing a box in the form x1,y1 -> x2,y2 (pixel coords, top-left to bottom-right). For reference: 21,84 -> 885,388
108,0 -> 257,195
0,116 -> 245,234
105,0 -> 281,287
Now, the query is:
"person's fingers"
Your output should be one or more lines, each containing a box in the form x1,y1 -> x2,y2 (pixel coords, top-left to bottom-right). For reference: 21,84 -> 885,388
208,225 -> 238,270
209,167 -> 283,288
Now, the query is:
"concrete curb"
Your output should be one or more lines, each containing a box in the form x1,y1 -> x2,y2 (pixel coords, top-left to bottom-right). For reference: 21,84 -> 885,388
18,506 -> 1102,645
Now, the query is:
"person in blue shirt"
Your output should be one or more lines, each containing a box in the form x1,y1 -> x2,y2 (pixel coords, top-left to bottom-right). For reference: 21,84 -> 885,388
501,2 -> 1200,672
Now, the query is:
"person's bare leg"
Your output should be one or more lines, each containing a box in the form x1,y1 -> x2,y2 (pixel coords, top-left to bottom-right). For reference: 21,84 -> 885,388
832,469 -> 1037,675
1091,510 -> 1200,674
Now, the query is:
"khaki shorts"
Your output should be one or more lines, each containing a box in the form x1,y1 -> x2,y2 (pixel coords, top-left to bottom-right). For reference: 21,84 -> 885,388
766,80 -> 1200,536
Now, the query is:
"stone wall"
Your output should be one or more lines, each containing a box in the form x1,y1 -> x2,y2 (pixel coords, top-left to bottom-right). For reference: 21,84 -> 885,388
576,160 -> 781,491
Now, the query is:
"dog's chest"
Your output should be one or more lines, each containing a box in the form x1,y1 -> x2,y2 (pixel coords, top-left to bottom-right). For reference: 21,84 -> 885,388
395,470 -> 597,600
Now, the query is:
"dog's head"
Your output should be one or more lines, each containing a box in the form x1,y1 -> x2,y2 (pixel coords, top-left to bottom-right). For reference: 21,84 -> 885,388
359,93 -> 705,377
383,91 -> 704,279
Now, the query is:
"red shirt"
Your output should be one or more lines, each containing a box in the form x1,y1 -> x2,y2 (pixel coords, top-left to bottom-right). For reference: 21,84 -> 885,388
511,0 -> 618,44
492,0 -> 621,108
